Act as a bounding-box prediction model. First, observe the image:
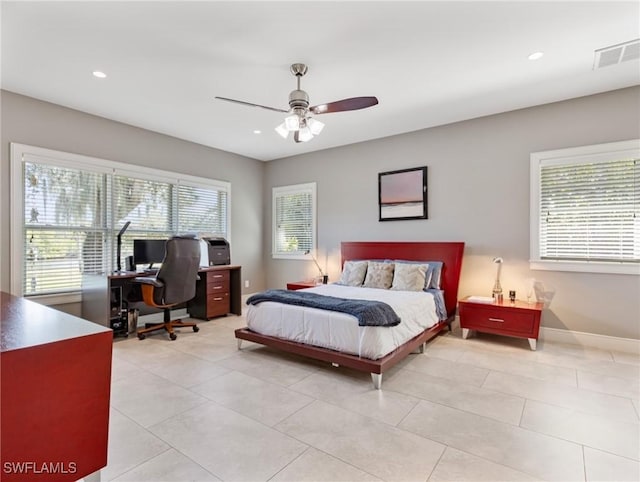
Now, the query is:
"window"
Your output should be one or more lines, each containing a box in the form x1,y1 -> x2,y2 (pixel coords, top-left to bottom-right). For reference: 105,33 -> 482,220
272,182 -> 316,258
11,144 -> 230,300
530,139 -> 640,275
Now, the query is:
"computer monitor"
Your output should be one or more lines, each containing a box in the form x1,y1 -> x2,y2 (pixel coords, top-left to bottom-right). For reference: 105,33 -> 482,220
133,239 -> 167,269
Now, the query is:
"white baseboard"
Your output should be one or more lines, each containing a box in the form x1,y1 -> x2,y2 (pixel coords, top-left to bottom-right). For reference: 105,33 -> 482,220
452,316 -> 639,354
540,326 -> 639,355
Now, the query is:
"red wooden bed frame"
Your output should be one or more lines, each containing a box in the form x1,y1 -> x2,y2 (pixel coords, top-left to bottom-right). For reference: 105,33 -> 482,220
235,241 -> 465,388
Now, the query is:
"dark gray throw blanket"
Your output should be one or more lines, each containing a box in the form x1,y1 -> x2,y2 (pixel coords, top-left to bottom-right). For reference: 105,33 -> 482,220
246,289 -> 401,327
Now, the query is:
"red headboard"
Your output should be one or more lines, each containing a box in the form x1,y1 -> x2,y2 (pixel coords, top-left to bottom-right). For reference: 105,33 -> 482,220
341,241 -> 465,320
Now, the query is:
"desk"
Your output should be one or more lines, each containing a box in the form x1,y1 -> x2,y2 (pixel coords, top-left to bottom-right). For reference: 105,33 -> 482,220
1,291 -> 112,481
82,265 -> 242,331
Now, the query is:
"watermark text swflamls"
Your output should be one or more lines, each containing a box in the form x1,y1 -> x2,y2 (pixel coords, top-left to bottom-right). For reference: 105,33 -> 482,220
3,461 -> 77,475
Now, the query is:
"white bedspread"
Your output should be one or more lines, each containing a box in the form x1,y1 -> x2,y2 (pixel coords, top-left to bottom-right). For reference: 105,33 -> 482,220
246,284 -> 439,360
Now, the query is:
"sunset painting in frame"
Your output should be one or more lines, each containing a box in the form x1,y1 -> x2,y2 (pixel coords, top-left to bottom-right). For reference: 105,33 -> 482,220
378,166 -> 428,221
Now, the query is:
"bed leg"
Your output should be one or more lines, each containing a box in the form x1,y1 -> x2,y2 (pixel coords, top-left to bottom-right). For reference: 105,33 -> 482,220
237,339 -> 243,350
371,373 -> 382,390
419,342 -> 425,354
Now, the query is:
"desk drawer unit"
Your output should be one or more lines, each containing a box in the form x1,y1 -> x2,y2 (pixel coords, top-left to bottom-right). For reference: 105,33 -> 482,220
205,270 -> 230,318
458,298 -> 543,350
190,269 -> 231,320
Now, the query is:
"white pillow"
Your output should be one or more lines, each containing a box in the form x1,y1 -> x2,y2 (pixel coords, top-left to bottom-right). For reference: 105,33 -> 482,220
391,263 -> 428,291
337,260 -> 368,286
363,261 -> 395,289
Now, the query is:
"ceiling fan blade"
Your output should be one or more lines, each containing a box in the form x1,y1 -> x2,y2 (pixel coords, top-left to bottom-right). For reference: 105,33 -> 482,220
215,96 -> 288,113
310,96 -> 378,115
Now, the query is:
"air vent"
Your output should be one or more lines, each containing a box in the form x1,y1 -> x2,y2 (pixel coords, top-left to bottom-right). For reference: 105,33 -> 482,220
594,39 -> 640,69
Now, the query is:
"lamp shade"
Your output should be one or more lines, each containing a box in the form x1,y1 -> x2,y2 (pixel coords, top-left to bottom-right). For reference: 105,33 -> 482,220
307,117 -> 324,135
275,123 -> 289,138
284,114 -> 300,131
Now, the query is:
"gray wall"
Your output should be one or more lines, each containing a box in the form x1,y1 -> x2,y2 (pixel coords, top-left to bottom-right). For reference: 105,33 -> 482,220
1,90 -> 266,314
264,86 -> 640,340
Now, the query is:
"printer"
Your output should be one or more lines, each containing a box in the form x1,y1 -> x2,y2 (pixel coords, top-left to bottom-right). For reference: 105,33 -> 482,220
203,237 -> 230,266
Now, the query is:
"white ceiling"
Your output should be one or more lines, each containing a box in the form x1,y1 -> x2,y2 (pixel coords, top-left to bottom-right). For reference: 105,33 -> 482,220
2,1 -> 639,161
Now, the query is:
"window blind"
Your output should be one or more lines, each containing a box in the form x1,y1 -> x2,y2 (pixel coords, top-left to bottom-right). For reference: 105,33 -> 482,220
23,162 -> 107,295
177,182 -> 228,238
273,183 -> 316,256
539,158 -> 639,263
16,145 -> 231,297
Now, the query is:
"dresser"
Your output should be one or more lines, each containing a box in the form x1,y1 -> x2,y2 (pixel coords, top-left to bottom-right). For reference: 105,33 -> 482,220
1,291 -> 112,481
188,265 -> 242,320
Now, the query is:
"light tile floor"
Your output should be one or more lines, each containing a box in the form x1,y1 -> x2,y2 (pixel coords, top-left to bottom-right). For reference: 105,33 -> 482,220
103,314 -> 640,481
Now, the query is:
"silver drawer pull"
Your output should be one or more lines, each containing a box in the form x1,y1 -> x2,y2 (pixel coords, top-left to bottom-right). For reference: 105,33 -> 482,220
213,297 -> 223,301
213,274 -> 223,278
488,317 -> 505,323
213,285 -> 223,289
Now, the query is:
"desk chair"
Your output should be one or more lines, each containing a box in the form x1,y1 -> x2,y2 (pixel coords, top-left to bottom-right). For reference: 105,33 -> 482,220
134,236 -> 201,341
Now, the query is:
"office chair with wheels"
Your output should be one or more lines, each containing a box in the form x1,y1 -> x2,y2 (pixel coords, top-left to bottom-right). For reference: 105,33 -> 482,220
133,236 -> 201,341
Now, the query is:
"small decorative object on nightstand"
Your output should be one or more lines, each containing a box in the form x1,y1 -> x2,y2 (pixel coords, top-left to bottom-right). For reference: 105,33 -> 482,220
458,296 -> 543,350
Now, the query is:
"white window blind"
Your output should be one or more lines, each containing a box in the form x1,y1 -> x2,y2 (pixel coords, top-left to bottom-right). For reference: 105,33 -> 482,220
531,140 -> 640,274
23,162 -> 107,295
177,182 -> 228,237
12,144 -> 231,298
273,183 -> 316,258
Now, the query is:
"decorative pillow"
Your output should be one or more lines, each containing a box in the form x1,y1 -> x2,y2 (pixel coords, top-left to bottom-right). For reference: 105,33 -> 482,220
394,260 -> 431,290
363,261 -> 395,289
391,263 -> 428,291
426,261 -> 444,289
337,260 -> 369,286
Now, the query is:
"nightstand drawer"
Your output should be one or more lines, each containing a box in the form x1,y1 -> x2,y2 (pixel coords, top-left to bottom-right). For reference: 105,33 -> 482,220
461,307 -> 535,334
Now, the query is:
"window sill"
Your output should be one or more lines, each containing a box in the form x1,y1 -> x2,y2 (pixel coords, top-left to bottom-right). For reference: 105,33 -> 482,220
530,260 -> 640,275
25,292 -> 82,306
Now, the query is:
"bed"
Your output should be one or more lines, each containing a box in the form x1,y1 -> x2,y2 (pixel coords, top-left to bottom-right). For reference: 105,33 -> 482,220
235,241 -> 465,388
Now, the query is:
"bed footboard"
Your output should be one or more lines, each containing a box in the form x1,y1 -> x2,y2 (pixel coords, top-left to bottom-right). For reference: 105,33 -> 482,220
234,320 -> 446,388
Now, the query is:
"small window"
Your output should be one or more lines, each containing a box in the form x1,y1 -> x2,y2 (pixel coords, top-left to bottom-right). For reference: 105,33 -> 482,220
530,139 -> 640,275
272,182 -> 316,259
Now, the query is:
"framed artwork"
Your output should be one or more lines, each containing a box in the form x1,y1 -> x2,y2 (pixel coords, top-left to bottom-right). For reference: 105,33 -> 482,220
378,166 -> 428,221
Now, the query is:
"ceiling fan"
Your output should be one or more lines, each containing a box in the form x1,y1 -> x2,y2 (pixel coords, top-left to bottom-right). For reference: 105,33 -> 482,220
215,63 -> 378,143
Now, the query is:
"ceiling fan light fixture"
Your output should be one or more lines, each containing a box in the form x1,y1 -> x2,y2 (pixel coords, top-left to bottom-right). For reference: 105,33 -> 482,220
307,117 -> 324,135
275,123 -> 289,138
215,63 -> 378,144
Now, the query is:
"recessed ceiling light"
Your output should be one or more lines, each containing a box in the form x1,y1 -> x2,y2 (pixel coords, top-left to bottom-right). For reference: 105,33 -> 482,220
92,71 -> 107,78
253,130 -> 261,134
528,52 -> 544,61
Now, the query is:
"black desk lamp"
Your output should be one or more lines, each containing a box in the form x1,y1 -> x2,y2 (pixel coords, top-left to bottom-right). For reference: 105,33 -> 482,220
116,221 -> 131,272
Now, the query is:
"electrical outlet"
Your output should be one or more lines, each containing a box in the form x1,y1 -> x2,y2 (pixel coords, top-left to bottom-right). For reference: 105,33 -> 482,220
244,280 -> 250,288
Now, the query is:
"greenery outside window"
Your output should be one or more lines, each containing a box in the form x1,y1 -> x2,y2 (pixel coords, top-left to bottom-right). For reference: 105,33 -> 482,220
530,139 -> 640,275
11,143 -> 230,301
272,182 -> 316,259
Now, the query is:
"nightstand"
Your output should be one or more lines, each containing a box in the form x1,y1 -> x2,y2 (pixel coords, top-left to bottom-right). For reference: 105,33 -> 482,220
458,297 -> 544,350
286,281 -> 317,290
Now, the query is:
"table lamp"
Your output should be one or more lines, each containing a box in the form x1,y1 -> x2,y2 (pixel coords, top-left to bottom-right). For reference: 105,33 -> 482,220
304,249 -> 328,284
492,257 -> 503,300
